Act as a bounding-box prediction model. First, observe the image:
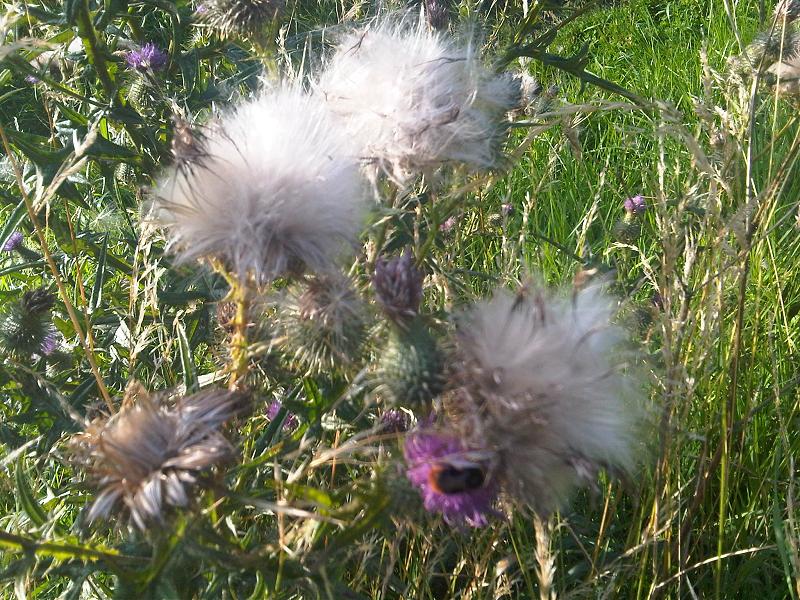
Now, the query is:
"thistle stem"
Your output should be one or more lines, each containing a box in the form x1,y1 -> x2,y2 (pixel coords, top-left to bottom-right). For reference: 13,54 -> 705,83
227,279 -> 251,391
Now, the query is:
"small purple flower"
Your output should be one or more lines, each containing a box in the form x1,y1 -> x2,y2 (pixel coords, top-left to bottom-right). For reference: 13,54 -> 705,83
267,400 -> 298,431
40,331 -> 57,356
125,43 -> 168,73
439,216 -> 458,233
2,231 -> 23,252
501,203 -> 513,217
379,408 -> 409,433
623,194 -> 646,215
373,251 -> 423,321
403,430 -> 497,527
25,75 -> 41,84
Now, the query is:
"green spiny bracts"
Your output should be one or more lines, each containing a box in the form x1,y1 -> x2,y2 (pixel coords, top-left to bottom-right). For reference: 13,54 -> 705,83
375,319 -> 444,407
0,288 -> 57,358
197,0 -> 284,38
277,275 -> 366,377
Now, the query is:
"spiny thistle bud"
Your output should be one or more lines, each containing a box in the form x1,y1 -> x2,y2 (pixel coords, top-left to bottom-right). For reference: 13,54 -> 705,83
375,320 -> 444,407
373,251 -> 424,323
216,300 -> 237,332
2,231 -> 23,252
277,275 -> 366,376
424,0 -> 450,30
378,408 -> 410,433
197,0 -> 285,37
0,288 -> 57,357
613,215 -> 641,243
775,0 -> 800,22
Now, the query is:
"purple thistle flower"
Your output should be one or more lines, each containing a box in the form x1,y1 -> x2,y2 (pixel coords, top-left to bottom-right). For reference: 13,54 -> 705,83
2,232 -> 23,252
125,43 -> 168,73
267,400 -> 298,431
40,331 -> 57,356
373,251 -> 423,321
623,194 -> 646,215
379,408 -> 409,433
403,430 -> 497,527
439,216 -> 458,233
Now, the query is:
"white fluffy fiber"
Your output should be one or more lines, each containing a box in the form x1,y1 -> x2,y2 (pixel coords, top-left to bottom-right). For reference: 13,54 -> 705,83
150,85 -> 367,282
315,15 -> 517,185
452,281 -> 648,514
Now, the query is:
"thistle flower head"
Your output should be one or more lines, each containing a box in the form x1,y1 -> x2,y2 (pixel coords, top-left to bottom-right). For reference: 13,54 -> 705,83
449,280 -> 648,514
0,287 -> 57,358
197,0 -> 284,37
315,15 -> 518,185
2,231 -> 23,252
125,43 -> 168,72
440,215 -> 458,232
404,429 -> 498,527
276,274 -> 366,376
379,408 -> 410,433
623,194 -> 646,215
150,86 -> 367,283
373,251 -> 424,322
71,385 -> 243,531
267,399 -> 298,431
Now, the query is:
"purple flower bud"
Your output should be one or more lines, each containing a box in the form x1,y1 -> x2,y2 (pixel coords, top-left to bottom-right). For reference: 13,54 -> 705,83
623,194 -> 646,215
125,43 -> 168,73
40,332 -> 57,356
373,251 -> 424,321
2,231 -> 23,252
379,408 -> 409,433
267,400 -> 298,431
439,216 -> 458,233
404,430 -> 497,527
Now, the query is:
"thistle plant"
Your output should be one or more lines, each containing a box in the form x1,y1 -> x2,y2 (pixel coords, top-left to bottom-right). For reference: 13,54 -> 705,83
8,0 -> 794,597
0,287 -> 57,358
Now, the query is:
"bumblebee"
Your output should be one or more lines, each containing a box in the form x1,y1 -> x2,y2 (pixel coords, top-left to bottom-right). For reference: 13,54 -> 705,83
428,461 -> 487,495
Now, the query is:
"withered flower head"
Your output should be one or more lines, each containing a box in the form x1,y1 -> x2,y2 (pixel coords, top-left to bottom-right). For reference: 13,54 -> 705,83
71,384 -> 244,531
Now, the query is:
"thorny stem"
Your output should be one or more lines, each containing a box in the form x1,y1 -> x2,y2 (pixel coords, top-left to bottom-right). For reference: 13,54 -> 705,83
0,122 -> 114,413
227,277 -> 251,391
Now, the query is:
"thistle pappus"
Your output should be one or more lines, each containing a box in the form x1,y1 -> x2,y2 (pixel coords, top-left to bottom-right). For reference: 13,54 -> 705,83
148,85 -> 368,283
314,14 -> 518,186
448,279 -> 650,515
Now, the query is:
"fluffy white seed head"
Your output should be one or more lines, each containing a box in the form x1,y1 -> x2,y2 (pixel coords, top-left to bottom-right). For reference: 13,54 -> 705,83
315,15 -> 517,185
450,280 -> 649,515
149,85 -> 368,282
